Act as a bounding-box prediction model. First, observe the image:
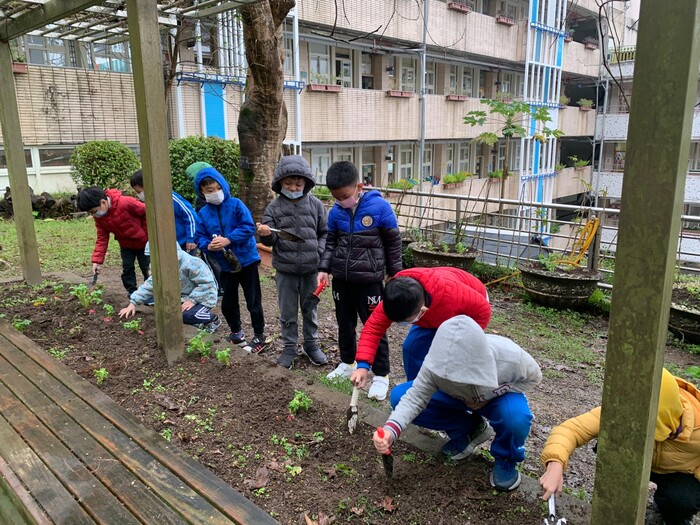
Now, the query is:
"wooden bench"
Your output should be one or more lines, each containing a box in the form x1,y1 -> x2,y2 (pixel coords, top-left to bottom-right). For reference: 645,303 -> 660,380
0,320 -> 277,525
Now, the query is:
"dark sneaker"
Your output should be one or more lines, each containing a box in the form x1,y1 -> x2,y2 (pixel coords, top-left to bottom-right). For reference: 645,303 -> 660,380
443,417 -> 495,460
490,458 -> 521,492
301,346 -> 328,366
277,347 -> 297,369
228,331 -> 247,346
203,316 -> 221,334
250,334 -> 271,354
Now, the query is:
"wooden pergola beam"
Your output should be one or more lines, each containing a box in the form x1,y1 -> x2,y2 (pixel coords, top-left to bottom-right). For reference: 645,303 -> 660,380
0,41 -> 41,285
0,0 -> 102,42
591,1 -> 700,522
126,0 -> 184,364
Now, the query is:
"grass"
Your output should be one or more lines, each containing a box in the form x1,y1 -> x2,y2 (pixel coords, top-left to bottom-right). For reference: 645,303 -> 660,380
0,218 -> 121,278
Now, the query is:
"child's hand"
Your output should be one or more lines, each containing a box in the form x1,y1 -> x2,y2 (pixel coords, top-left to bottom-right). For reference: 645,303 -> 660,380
92,263 -> 102,274
317,272 -> 330,287
350,368 -> 369,388
373,427 -> 394,454
539,461 -> 564,500
465,399 -> 488,411
181,300 -> 195,311
119,304 -> 136,319
209,235 -> 231,250
185,242 -> 197,253
256,223 -> 271,236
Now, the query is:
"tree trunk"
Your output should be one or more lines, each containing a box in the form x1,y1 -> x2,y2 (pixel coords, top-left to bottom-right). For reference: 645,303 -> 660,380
237,1 -> 295,222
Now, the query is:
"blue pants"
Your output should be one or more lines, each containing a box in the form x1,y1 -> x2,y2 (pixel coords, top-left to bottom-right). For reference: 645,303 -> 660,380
181,303 -> 216,325
393,325 -> 533,462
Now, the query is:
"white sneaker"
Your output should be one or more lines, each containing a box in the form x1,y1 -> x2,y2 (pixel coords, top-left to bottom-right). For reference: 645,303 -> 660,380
326,362 -> 355,381
368,375 -> 389,401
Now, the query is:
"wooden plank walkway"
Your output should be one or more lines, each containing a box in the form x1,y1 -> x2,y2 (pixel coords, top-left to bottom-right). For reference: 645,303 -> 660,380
0,320 -> 278,525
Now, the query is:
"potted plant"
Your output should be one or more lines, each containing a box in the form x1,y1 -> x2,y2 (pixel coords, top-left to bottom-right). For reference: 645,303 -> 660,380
555,163 -> 566,173
448,0 -> 473,14
446,89 -> 467,101
494,91 -> 512,103
518,253 -> 602,309
583,37 -> 599,50
12,55 -> 27,74
496,11 -> 515,26
569,155 -> 590,171
442,171 -> 471,189
409,240 -> 479,271
669,277 -> 700,344
559,94 -> 570,108
564,29 -> 574,43
577,98 -> 594,111
306,73 -> 341,93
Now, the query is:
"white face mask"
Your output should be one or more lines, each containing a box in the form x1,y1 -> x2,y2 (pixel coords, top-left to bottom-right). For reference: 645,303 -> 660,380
281,189 -> 304,199
398,308 -> 426,326
204,190 -> 225,205
136,192 -> 145,202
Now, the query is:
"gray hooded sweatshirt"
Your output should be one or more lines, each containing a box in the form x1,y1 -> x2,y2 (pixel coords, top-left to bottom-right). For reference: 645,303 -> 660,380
260,155 -> 328,275
385,315 -> 542,440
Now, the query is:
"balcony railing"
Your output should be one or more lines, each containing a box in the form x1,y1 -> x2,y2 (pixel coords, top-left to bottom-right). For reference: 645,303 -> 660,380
608,45 -> 636,64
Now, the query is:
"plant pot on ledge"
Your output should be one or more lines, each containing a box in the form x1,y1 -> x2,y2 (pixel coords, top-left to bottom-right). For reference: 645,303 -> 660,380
409,242 -> 478,271
669,283 -> 700,344
584,42 -> 599,50
307,84 -> 341,93
447,2 -> 472,14
12,62 -> 28,74
446,94 -> 467,101
386,90 -> 413,98
496,15 -> 515,26
518,261 -> 601,309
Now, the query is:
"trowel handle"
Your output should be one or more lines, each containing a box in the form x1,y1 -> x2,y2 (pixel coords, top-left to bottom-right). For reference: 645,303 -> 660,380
350,386 -> 360,406
313,281 -> 326,296
376,427 -> 391,454
548,494 -> 556,518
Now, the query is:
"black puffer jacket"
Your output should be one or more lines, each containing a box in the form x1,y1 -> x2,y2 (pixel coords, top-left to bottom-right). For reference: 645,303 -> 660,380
260,156 -> 328,275
319,190 -> 402,283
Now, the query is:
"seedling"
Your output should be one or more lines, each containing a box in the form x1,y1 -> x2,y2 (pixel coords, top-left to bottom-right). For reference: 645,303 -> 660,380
215,347 -> 231,367
70,284 -> 103,309
160,428 -> 172,442
53,284 -> 64,294
334,463 -> 355,477
123,318 -> 143,332
455,242 -> 467,254
187,331 -> 212,358
11,318 -> 31,331
288,390 -> 312,415
440,242 -> 450,253
284,464 -> 302,480
47,346 -> 69,360
94,368 -> 109,385
103,304 -> 115,318
32,297 -> 47,307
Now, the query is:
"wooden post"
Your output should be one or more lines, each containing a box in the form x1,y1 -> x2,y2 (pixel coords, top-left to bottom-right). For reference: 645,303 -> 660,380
126,0 -> 184,364
0,42 -> 41,285
591,2 -> 700,523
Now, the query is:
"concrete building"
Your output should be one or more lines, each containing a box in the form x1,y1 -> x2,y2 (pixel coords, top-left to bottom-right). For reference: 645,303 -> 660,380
2,0 -> 621,225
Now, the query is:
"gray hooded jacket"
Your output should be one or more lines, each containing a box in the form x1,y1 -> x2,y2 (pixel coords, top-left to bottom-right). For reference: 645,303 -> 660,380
385,315 -> 542,439
260,156 -> 328,275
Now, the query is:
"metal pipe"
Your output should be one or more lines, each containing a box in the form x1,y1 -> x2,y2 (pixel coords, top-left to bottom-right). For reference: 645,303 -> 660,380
292,9 -> 302,150
417,0 -> 428,227
194,9 -> 207,136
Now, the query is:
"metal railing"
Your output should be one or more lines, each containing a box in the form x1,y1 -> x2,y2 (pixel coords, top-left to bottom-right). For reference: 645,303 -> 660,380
608,45 -> 637,64
378,186 -> 700,286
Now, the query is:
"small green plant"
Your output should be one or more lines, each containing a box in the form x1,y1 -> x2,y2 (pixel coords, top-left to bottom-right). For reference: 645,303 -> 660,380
559,94 -> 570,106
11,318 -> 31,331
440,242 -> 450,253
187,331 -> 213,358
160,428 -> 172,442
334,463 -> 356,477
454,242 -> 467,254
569,155 -> 590,168
288,390 -> 313,415
577,98 -> 594,109
318,374 -> 354,395
284,464 -> 302,480
387,179 -> 414,190
47,346 -> 69,360
215,348 -> 231,367
538,253 -> 575,272
103,304 -> 115,317
123,318 -> 143,332
487,169 -> 504,179
94,368 -> 109,385
69,284 -> 104,309
555,163 -> 566,172
53,283 -> 64,294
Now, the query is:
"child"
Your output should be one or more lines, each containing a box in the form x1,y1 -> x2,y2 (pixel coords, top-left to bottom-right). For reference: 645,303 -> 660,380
194,167 -> 269,353
317,161 -> 402,401
374,315 -> 541,492
257,156 -> 328,369
118,243 -> 221,333
130,170 -> 198,254
539,368 -> 700,525
77,186 -> 149,296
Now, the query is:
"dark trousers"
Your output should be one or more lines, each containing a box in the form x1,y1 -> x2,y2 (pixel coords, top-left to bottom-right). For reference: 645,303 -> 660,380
181,304 -> 216,325
120,247 -> 149,295
220,262 -> 265,336
650,472 -> 700,525
332,278 -> 390,376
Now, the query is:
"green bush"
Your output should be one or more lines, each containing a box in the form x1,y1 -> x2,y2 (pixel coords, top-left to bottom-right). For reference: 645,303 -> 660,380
169,136 -> 241,202
387,179 -> 414,190
70,141 -> 140,191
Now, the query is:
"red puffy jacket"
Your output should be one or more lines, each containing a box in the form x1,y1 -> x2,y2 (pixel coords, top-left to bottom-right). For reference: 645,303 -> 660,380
91,189 -> 148,264
355,267 -> 491,366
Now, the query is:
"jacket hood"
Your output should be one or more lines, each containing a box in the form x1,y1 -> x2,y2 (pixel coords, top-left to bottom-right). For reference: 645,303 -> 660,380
194,167 -> 231,200
656,368 -> 684,441
271,155 -> 316,194
144,242 -> 184,260
422,315 -> 498,388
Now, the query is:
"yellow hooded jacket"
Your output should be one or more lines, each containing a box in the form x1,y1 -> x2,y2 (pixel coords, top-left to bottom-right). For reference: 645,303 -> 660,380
541,370 -> 700,480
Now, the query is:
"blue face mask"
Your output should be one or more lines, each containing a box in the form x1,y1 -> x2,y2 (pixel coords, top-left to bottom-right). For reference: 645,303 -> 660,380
281,188 -> 304,199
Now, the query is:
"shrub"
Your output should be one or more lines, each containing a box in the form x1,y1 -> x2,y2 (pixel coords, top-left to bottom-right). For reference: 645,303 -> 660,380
70,141 -> 140,191
577,98 -> 594,109
169,136 -> 241,202
387,179 -> 414,190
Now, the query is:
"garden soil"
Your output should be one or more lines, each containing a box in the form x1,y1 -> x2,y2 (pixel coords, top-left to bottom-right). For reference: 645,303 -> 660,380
2,267 -> 698,524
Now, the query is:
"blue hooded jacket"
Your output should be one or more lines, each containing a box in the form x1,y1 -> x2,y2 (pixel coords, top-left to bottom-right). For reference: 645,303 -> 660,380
193,167 -> 260,271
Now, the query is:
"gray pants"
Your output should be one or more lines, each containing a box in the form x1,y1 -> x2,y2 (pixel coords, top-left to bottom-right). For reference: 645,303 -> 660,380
275,271 -> 319,351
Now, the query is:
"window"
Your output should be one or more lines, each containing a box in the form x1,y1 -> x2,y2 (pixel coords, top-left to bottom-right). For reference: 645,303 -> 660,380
0,149 -> 33,169
500,73 -> 512,95
449,65 -> 458,94
461,68 -> 473,97
690,143 -> 700,172
509,141 -> 521,173
479,70 -> 487,98
446,144 -> 454,174
335,50 -> 352,87
425,62 -> 435,94
399,145 -> 414,179
26,36 -> 71,67
309,44 -> 330,84
361,53 -> 374,89
334,148 -> 353,163
284,36 -> 294,76
400,58 -> 415,92
91,42 -> 131,72
458,143 -> 471,173
39,148 -> 73,167
422,146 -> 433,179
498,0 -> 521,19
497,142 -> 506,171
311,148 -> 330,185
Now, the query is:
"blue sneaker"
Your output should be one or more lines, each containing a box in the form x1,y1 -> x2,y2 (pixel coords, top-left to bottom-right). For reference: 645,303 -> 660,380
442,417 -> 494,460
490,458 -> 521,492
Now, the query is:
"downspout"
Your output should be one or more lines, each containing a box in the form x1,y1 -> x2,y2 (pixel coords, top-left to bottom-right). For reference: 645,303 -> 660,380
417,0 -> 428,228
195,9 -> 207,135
217,13 -> 228,139
293,8 -> 302,152
172,26 -> 185,138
